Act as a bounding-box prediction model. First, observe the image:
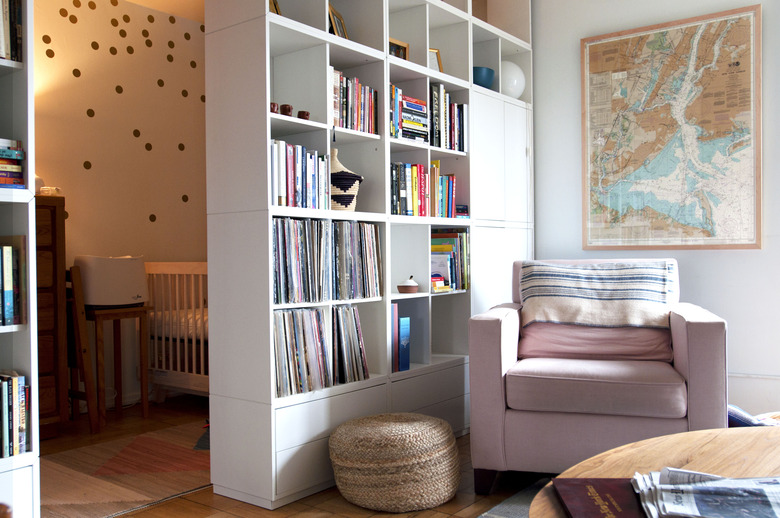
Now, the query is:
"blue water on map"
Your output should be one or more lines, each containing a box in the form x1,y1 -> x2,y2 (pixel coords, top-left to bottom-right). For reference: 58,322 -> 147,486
597,129 -> 746,236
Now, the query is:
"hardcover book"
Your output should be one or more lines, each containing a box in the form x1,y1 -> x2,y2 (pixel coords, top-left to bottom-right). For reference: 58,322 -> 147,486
398,317 -> 410,371
552,478 -> 644,518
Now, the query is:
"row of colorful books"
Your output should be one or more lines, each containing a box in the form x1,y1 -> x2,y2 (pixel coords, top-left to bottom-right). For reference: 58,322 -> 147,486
273,305 -> 369,397
430,83 -> 468,152
333,220 -> 383,301
390,161 -> 463,218
390,303 -> 410,372
272,218 -> 383,305
389,85 -> 429,143
431,228 -> 469,292
270,139 -> 330,210
0,138 -> 25,189
1,370 -> 29,458
331,67 -> 378,135
272,218 -> 331,304
0,1 -> 22,62
1,239 -> 24,326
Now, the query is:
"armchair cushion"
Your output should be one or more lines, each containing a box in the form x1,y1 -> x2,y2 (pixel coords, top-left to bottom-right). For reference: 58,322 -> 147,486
519,322 -> 673,361
506,358 -> 687,418
519,260 -> 678,328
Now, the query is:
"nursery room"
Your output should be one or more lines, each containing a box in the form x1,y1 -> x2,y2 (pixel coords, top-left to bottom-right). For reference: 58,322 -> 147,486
1,0 -> 778,516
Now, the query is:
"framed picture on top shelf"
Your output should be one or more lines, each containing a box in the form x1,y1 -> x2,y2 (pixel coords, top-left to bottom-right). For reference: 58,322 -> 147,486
269,0 -> 280,14
329,5 -> 348,39
429,48 -> 443,72
389,38 -> 409,60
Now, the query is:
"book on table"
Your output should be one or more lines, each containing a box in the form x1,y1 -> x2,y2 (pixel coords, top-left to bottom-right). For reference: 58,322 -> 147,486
552,477 -> 644,518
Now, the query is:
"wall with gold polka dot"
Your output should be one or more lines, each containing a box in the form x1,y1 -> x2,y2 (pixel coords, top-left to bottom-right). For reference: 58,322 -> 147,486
35,0 -> 206,265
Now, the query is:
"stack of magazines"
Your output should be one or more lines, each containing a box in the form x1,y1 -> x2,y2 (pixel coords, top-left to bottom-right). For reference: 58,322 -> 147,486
632,467 -> 780,518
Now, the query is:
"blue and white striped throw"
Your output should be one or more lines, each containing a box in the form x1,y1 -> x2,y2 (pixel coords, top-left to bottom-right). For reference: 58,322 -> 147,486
519,260 -> 678,328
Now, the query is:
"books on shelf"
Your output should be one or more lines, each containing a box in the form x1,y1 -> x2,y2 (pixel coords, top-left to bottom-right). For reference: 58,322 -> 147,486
431,228 -> 469,291
390,304 -> 410,372
0,1 -> 22,62
0,139 -> 24,189
330,67 -> 378,134
272,304 -> 370,397
389,84 -> 429,143
270,139 -> 330,210
0,370 -> 29,458
0,236 -> 24,325
430,84 -> 468,152
333,220 -> 383,301
390,160 -> 461,218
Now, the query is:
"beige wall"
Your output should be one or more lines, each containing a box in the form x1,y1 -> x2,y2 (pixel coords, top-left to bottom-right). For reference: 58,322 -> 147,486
34,0 -> 206,266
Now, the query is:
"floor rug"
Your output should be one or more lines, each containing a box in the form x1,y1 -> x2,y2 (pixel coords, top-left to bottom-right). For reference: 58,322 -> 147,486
479,478 -> 550,518
40,421 -> 211,518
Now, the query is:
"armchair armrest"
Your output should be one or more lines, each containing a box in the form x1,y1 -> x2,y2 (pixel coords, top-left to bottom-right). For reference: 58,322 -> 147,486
468,303 -> 522,470
670,302 -> 727,431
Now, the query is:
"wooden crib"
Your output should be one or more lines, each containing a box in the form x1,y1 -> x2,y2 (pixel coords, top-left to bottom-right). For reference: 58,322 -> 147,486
145,262 -> 209,399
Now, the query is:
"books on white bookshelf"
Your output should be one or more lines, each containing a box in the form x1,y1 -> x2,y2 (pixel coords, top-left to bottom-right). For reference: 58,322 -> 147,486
273,304 -> 369,398
270,139 -> 330,210
331,67 -> 378,134
0,369 -> 29,458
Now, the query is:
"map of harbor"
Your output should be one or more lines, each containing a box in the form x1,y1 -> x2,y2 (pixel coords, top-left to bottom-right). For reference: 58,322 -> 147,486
584,9 -> 758,247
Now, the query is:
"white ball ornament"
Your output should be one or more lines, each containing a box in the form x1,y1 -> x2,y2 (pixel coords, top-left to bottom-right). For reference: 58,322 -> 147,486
501,61 -> 526,99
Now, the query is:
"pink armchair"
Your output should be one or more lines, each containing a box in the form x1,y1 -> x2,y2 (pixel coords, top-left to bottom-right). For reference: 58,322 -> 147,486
468,259 -> 727,493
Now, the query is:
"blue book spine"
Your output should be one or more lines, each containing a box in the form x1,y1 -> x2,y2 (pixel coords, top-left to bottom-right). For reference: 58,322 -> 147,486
1,246 -> 13,325
399,317 -> 410,372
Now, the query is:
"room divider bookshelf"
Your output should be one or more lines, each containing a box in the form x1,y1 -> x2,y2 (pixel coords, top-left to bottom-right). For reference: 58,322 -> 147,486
206,0 -> 534,509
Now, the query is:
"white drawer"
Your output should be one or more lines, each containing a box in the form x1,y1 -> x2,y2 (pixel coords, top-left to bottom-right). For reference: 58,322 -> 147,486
275,384 -> 387,451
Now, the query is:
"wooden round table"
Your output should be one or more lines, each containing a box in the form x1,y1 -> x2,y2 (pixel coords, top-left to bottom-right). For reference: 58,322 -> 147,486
529,426 -> 780,517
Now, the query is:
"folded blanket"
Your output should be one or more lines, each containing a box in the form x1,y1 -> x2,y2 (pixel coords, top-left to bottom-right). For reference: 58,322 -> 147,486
519,260 -> 677,328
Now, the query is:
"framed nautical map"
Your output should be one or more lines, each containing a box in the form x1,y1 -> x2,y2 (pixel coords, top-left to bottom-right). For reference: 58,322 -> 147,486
581,5 -> 761,249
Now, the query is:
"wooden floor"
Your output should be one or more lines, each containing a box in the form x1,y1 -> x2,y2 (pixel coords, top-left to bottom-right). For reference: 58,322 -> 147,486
41,395 -> 544,517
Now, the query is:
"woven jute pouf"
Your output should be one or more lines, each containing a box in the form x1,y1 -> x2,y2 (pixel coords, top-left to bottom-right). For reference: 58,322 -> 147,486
328,412 -> 460,512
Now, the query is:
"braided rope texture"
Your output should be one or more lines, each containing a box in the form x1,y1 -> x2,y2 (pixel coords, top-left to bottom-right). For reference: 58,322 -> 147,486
329,413 -> 460,512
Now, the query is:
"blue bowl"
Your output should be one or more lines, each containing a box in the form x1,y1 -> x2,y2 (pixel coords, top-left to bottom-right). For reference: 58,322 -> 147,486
473,66 -> 495,89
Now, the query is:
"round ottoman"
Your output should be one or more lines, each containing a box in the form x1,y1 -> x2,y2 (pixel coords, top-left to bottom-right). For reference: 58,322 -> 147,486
328,412 -> 460,512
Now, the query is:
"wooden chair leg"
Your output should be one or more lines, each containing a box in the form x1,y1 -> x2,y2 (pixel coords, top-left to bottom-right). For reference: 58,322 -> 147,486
67,266 -> 100,433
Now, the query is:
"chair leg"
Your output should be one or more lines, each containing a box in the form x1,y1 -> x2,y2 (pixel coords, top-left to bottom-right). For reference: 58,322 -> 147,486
474,468 -> 499,495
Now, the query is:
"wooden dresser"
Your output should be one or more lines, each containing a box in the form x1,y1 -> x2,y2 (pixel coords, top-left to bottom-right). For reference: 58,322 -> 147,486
35,195 -> 68,438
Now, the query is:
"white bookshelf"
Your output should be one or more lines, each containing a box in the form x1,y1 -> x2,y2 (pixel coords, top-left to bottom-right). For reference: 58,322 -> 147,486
205,0 -> 533,509
0,1 -> 39,516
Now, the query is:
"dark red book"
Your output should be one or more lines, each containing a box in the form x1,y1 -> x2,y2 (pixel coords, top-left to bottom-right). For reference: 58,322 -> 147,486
552,478 -> 644,518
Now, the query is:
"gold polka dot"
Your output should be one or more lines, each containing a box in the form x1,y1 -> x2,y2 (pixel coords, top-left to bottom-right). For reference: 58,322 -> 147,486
157,79 -> 164,87
200,95 -> 205,102
145,39 -> 152,47
72,68 -> 81,77
142,29 -> 149,37
169,16 -> 176,24
91,41 -> 99,50
168,40 -> 175,48
133,129 -> 141,137
149,214 -> 157,222
88,1 -> 96,9
83,161 -> 92,169
119,29 -> 126,37
190,60 -> 197,68
145,143 -> 153,151
111,18 -> 118,27
110,0 -> 118,6
181,89 -> 188,97
123,14 -> 130,23
42,35 -> 52,44
166,54 -> 174,62
184,32 -> 191,40
200,25 -> 205,32
126,46 -> 134,54
59,8 -> 68,17
86,108 -> 95,117
178,143 -> 185,151
45,49 -> 55,58
73,0 -> 81,7
181,194 -> 189,202
115,85 -> 123,93
147,15 -> 154,23
64,211 -> 69,219
110,47 -> 117,55
69,14 -> 77,23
